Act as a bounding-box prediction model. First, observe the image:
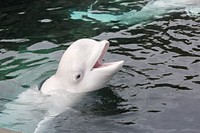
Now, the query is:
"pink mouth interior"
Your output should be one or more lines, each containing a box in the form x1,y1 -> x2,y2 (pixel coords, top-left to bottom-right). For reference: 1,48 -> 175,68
93,60 -> 111,68
93,43 -> 110,68
93,60 -> 102,68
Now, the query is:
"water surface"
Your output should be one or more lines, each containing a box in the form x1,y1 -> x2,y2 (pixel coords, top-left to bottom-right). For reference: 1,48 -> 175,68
0,0 -> 200,133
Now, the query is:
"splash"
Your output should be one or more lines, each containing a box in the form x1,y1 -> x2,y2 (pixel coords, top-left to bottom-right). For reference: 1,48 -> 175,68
0,88 -> 82,133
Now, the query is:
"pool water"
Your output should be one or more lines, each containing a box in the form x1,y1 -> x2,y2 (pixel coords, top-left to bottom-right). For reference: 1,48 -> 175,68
0,0 -> 200,133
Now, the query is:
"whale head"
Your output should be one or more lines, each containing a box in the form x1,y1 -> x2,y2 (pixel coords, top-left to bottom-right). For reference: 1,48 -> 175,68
41,39 -> 124,95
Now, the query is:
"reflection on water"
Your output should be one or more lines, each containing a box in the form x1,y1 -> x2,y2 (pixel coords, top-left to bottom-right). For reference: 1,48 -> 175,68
0,0 -> 200,133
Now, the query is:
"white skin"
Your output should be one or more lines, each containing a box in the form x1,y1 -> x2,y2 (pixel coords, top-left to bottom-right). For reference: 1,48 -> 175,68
0,39 -> 123,133
41,38 -> 124,95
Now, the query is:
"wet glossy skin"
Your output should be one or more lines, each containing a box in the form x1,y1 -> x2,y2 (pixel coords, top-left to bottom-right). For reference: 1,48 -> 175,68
0,0 -> 200,133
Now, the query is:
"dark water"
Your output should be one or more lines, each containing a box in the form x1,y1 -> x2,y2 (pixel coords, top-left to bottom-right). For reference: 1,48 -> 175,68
0,0 -> 200,133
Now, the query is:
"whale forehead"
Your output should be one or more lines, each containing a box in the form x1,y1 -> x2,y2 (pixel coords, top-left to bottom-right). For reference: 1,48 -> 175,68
61,39 -> 104,68
67,39 -> 99,55
56,39 -> 102,78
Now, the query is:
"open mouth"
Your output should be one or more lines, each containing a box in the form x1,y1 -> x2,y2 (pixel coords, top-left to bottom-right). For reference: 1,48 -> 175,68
93,41 -> 109,68
92,40 -> 124,70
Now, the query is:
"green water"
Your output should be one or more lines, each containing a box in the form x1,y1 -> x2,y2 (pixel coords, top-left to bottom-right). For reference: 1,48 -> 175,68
0,0 -> 200,133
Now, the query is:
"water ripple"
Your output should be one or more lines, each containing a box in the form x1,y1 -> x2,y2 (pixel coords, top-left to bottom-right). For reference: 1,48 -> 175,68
0,0 -> 200,132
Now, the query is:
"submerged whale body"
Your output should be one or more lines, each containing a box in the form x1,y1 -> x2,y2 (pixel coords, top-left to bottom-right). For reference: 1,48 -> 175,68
0,39 -> 124,133
70,0 -> 200,25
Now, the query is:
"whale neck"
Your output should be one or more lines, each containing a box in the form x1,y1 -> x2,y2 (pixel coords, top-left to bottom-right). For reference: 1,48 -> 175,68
41,75 -> 61,95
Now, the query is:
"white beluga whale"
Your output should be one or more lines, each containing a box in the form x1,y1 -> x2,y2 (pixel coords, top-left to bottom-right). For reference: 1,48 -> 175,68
70,0 -> 200,25
0,39 -> 124,133
41,38 -> 124,94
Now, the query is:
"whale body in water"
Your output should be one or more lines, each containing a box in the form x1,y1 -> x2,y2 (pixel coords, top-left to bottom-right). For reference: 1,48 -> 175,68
0,39 -> 124,133
70,0 -> 200,25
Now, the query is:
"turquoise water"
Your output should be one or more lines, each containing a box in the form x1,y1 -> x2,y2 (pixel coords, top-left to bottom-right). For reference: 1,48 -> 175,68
0,0 -> 200,133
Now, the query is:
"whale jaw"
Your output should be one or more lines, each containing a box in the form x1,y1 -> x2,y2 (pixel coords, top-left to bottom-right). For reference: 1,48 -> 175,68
41,39 -> 124,95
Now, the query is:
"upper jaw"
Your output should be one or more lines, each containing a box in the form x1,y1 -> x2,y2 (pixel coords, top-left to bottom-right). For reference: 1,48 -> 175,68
92,40 -> 109,69
91,40 -> 124,71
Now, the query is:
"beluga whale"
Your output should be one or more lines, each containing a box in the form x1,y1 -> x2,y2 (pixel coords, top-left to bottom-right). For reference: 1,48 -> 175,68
0,38 -> 124,133
70,0 -> 200,25
41,38 -> 124,94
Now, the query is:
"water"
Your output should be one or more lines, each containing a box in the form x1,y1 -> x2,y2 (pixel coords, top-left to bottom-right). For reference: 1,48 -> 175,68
0,0 -> 200,132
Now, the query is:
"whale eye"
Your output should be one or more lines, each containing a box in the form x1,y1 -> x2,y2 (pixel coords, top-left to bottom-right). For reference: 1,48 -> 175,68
73,73 -> 82,81
73,69 -> 83,82
76,74 -> 81,79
